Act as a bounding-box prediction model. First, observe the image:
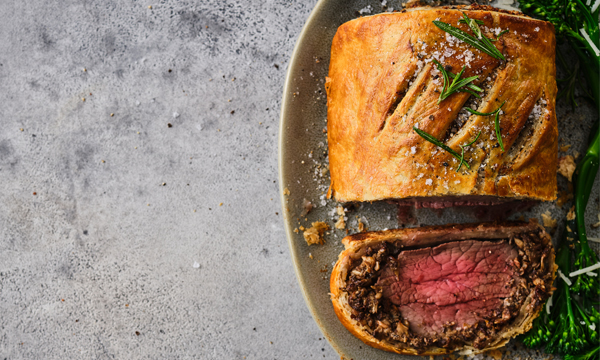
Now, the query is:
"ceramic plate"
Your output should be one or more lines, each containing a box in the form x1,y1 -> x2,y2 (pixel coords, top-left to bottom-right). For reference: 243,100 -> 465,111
278,1 -> 599,359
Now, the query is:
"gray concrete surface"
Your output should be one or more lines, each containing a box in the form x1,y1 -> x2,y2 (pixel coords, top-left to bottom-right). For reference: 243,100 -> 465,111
1,1 -> 599,360
0,0 -> 338,359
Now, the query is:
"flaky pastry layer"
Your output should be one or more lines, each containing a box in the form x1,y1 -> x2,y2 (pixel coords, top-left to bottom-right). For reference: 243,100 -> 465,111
326,6 -> 557,202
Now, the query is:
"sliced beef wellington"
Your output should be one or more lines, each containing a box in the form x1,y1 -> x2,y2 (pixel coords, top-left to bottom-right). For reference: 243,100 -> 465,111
330,221 -> 556,355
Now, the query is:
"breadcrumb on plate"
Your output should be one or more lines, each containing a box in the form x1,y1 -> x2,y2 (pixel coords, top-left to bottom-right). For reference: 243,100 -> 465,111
557,155 -> 576,182
334,206 -> 346,229
542,211 -> 557,228
357,218 -> 367,233
559,144 -> 571,152
486,348 -> 504,360
303,222 -> 329,245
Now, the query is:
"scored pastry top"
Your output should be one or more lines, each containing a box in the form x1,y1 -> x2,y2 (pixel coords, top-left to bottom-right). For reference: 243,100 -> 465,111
326,5 -> 557,202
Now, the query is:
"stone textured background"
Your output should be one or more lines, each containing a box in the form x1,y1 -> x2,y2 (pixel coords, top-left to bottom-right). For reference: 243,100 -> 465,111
0,0 -> 337,359
0,1 -> 598,359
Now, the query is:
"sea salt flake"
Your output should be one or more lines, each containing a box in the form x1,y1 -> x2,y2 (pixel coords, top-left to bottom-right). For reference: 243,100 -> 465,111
358,5 -> 372,14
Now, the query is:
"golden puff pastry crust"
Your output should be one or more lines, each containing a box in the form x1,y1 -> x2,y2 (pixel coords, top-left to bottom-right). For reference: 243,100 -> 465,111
330,221 -> 556,355
326,6 -> 557,203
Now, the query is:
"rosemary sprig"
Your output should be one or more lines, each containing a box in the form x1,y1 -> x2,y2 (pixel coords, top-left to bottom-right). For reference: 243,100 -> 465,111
412,126 -> 481,171
459,18 -> 484,26
490,30 -> 509,42
464,100 -> 506,116
433,12 -> 506,60
448,72 -> 483,93
464,101 -> 507,151
433,59 -> 480,103
495,111 -> 504,151
457,131 -> 481,171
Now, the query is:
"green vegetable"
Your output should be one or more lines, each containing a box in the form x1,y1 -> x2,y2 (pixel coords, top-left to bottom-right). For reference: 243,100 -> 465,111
433,12 -> 506,60
564,346 -> 600,360
432,59 -> 480,103
571,121 -> 600,298
524,213 -> 600,355
519,0 -> 600,105
412,126 -> 480,171
522,302 -> 555,348
556,51 -> 581,108
519,0 -> 600,356
545,223 -> 587,355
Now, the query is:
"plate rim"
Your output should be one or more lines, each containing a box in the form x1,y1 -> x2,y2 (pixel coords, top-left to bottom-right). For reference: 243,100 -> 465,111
277,0 -> 346,355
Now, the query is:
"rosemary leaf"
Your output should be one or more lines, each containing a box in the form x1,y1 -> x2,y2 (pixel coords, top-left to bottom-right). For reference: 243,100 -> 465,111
490,29 -> 509,42
433,21 -> 497,58
459,18 -> 484,25
465,100 -> 506,116
457,131 -> 481,171
464,101 -> 507,151
463,13 -> 483,40
433,59 -> 480,103
461,12 -> 505,60
448,75 -> 480,92
449,73 -> 483,92
433,14 -> 506,60
495,111 -> 505,151
459,88 -> 482,98
465,131 -> 481,147
465,108 -> 496,116
412,126 -> 471,170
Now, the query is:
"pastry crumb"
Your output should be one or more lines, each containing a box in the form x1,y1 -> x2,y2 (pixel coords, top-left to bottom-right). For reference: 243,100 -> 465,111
283,187 -> 290,195
357,218 -> 367,233
559,144 -> 571,152
557,155 -> 576,182
335,206 -> 346,229
303,222 -> 329,245
335,216 -> 346,230
486,349 -> 504,360
567,207 -> 576,221
301,198 -> 313,216
542,211 -> 557,228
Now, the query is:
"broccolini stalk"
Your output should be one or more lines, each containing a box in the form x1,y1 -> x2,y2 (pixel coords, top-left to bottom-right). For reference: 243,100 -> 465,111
571,121 -> 600,298
521,298 -> 555,348
519,0 -> 599,357
573,299 -> 599,345
524,213 -> 600,355
520,0 -> 599,104
546,238 -> 587,355
564,345 -> 600,360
